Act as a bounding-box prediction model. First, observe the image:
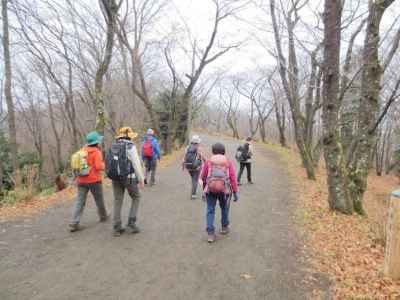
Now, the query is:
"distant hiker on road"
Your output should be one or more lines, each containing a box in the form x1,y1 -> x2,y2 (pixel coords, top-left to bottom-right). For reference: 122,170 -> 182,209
200,142 -> 239,243
142,128 -> 161,186
69,131 -> 109,232
106,127 -> 145,237
236,137 -> 254,185
182,135 -> 206,200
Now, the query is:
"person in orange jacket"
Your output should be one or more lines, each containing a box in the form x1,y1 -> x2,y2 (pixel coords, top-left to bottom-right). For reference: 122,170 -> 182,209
69,131 -> 109,232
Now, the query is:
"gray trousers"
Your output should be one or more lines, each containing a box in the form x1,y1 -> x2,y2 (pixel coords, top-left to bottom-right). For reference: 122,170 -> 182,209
189,170 -> 200,196
112,179 -> 141,229
71,182 -> 107,225
144,157 -> 157,184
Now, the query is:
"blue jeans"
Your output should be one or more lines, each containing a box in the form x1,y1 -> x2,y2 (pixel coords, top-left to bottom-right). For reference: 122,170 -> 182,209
206,193 -> 230,234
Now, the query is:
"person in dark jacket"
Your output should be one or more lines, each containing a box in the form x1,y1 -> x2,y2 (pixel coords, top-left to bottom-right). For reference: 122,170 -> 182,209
237,137 -> 254,185
182,135 -> 206,200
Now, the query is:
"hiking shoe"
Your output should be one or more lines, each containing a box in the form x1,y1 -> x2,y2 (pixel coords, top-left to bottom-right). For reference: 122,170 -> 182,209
113,228 -> 125,237
127,224 -> 140,234
69,224 -> 80,233
99,214 -> 110,223
191,195 -> 197,200
220,226 -> 230,235
207,233 -> 216,243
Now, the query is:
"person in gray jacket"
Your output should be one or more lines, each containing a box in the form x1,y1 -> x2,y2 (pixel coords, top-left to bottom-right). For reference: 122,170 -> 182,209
107,127 -> 145,237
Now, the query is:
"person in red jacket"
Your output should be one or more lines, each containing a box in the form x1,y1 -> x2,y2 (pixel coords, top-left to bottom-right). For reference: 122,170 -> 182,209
69,131 -> 108,232
200,143 -> 239,243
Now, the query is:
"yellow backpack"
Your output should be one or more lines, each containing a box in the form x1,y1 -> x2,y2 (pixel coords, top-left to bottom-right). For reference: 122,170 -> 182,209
71,148 -> 90,177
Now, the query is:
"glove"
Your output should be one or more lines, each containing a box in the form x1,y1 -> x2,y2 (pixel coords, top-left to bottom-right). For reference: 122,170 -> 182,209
233,192 -> 239,202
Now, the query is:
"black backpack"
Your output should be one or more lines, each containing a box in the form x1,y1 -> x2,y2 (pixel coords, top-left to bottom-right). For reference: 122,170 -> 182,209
236,144 -> 250,162
105,140 -> 134,181
184,144 -> 202,170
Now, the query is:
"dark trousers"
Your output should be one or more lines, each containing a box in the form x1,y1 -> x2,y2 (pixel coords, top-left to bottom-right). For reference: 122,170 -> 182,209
189,170 -> 200,196
144,156 -> 157,184
237,162 -> 252,183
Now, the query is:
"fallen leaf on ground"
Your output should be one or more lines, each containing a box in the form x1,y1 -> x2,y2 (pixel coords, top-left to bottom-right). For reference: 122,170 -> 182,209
240,273 -> 254,280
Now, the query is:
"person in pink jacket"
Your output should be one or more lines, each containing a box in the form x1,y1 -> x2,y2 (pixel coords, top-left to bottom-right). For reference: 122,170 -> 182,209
200,142 -> 239,243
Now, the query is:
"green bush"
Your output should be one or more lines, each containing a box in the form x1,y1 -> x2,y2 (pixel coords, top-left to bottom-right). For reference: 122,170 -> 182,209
1,188 -> 35,206
39,186 -> 56,197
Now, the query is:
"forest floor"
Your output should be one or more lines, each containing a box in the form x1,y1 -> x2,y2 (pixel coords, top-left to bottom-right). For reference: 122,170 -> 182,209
270,143 -> 400,299
0,134 -> 329,300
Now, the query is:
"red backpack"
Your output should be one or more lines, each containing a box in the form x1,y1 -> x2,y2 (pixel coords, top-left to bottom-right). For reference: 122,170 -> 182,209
143,139 -> 154,158
206,155 -> 230,193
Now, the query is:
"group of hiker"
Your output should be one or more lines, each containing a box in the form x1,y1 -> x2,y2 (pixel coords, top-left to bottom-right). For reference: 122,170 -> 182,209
69,127 -> 160,236
181,135 -> 253,242
69,128 -> 254,243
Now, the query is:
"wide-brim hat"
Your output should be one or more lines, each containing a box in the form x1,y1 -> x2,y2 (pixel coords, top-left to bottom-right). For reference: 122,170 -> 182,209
116,126 -> 138,140
86,131 -> 103,145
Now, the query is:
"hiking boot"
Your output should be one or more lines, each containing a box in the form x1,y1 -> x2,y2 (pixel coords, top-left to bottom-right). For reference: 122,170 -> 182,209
191,194 -> 197,200
220,226 -> 230,235
69,224 -> 80,233
99,214 -> 110,223
113,228 -> 125,237
127,223 -> 141,234
207,233 -> 216,243
127,218 -> 140,234
144,179 -> 148,185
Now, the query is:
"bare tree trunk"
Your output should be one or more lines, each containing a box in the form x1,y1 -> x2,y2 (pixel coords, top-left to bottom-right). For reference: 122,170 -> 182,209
322,0 -> 353,213
347,0 -> 395,215
259,117 -> 266,143
249,100 -> 259,138
2,0 -> 20,186
95,0 -> 120,134
42,77 -> 63,172
275,101 -> 287,147
270,0 -> 316,179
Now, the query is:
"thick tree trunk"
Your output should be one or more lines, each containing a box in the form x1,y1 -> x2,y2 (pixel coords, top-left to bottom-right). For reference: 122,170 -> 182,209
322,0 -> 353,213
249,101 -> 259,138
95,0 -> 119,135
227,114 -> 239,139
347,0 -> 394,215
275,101 -> 287,147
2,0 -> 20,186
259,118 -> 266,143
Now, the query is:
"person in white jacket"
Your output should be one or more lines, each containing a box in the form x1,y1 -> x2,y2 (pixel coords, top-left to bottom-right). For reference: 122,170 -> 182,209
110,127 -> 145,236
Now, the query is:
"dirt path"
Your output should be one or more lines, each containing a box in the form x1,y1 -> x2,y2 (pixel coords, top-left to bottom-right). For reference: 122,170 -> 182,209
0,134 -> 327,300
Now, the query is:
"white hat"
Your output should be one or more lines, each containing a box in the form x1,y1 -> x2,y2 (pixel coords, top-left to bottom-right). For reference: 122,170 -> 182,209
191,135 -> 201,144
147,128 -> 154,135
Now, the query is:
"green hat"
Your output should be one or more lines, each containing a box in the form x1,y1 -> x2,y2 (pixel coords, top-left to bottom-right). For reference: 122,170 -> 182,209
86,131 -> 103,146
